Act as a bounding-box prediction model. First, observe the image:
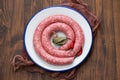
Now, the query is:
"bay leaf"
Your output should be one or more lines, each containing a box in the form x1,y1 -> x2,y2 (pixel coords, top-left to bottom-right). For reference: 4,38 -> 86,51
53,37 -> 67,46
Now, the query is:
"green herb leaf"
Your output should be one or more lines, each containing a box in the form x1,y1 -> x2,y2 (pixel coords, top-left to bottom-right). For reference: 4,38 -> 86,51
53,37 -> 67,46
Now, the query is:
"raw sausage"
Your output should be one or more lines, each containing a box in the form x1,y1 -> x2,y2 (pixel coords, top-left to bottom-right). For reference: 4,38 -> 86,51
33,15 -> 84,65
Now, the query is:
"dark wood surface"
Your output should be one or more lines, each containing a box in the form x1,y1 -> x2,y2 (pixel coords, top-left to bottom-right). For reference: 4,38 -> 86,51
0,0 -> 120,80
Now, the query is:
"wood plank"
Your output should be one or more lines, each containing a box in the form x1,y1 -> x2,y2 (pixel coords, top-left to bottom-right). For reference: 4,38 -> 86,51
96,0 -> 117,80
0,0 -> 14,80
94,0 -> 103,80
0,0 -> 29,80
113,0 -> 120,80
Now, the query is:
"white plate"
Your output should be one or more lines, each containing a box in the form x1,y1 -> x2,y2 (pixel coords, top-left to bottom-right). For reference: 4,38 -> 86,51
24,6 -> 93,71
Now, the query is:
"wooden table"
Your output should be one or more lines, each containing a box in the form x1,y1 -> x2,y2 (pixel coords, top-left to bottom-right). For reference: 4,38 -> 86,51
0,0 -> 120,80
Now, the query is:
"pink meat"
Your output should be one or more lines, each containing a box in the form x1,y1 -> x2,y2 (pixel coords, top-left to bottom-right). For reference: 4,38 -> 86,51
33,15 -> 84,65
33,29 -> 74,65
42,22 -> 75,57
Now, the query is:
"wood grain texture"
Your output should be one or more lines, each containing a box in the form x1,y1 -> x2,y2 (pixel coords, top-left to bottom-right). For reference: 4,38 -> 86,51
0,0 -> 119,80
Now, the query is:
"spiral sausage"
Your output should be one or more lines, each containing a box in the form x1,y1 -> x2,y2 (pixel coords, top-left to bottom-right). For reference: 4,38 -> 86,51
33,15 -> 84,65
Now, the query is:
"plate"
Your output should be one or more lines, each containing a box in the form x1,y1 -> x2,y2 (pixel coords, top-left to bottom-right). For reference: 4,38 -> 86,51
24,6 -> 93,71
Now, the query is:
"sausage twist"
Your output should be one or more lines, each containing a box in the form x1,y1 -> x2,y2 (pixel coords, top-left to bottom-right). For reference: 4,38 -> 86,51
33,15 -> 84,65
